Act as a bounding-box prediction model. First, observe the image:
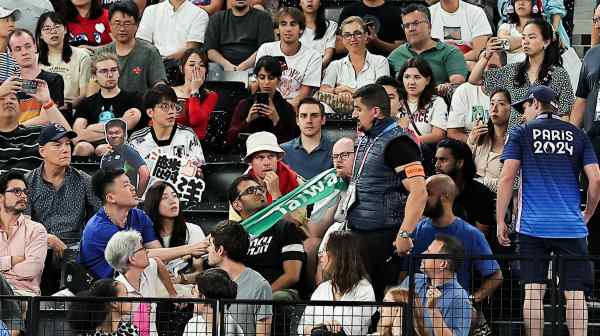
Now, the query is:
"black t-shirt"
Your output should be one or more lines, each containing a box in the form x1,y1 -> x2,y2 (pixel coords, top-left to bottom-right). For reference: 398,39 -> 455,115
338,1 -> 405,56
16,70 -> 64,107
454,179 -> 496,232
245,220 -> 306,286
75,90 -> 146,132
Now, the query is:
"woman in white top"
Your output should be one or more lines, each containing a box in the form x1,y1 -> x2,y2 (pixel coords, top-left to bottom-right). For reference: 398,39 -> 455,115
299,0 -> 338,69
298,231 -> 376,336
397,57 -> 448,145
497,0 -> 544,64
144,180 -> 206,285
35,12 -> 91,106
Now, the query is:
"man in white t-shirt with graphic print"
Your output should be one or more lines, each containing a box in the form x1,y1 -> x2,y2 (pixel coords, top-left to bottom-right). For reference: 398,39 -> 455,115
129,84 -> 205,197
429,0 -> 492,63
255,7 -> 322,109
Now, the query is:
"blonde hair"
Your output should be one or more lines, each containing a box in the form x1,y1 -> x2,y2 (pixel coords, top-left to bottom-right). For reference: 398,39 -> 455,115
339,16 -> 368,34
91,52 -> 119,77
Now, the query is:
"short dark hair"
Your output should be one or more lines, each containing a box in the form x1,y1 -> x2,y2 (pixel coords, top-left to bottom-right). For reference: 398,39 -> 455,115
7,28 -> 36,51
375,75 -> 401,91
211,220 -> 250,263
276,7 -> 306,30
435,234 -> 465,273
227,175 -> 258,205
254,56 -> 283,78
109,0 -> 140,23
0,170 -> 27,194
401,3 -> 431,23
144,84 -> 177,111
195,268 -> 238,300
67,279 -> 121,331
92,168 -> 126,203
297,96 -> 325,117
353,84 -> 391,117
436,139 -> 476,181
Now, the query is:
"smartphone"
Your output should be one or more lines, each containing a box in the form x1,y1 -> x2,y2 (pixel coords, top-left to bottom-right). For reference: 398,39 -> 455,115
498,38 -> 510,51
273,56 -> 288,71
256,92 -> 269,106
19,79 -> 37,95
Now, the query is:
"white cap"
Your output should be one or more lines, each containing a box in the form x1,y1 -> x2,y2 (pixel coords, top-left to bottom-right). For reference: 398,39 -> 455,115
244,132 -> 284,162
0,7 -> 20,20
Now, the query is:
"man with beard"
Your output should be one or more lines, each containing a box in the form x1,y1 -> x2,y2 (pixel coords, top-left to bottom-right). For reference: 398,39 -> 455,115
25,124 -> 101,295
410,174 -> 502,302
228,175 -> 306,302
347,83 -> 427,299
73,53 -> 144,157
434,139 -> 496,244
0,170 -> 48,296
204,0 -> 274,71
100,118 -> 149,197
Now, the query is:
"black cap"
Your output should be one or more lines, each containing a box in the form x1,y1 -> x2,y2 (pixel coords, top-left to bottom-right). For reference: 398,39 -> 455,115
512,85 -> 559,114
38,123 -> 77,146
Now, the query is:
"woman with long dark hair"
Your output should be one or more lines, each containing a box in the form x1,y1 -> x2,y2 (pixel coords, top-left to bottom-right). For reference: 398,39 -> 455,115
172,48 -> 219,141
65,0 -> 112,48
35,12 -> 91,106
144,181 -> 206,285
498,0 -> 543,64
466,89 -> 511,193
397,57 -> 448,145
68,279 -> 138,336
298,231 -> 375,336
227,55 -> 299,145
299,0 -> 338,69
470,18 -> 574,119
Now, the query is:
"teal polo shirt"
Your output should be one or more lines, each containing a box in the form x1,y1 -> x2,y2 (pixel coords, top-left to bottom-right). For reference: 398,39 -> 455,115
388,40 -> 468,85
281,135 -> 334,180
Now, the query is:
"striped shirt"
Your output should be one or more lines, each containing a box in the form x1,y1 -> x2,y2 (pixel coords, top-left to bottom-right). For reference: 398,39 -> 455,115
0,52 -> 20,83
0,125 -> 42,173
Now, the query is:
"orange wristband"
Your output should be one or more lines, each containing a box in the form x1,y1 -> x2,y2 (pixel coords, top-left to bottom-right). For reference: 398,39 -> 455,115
42,100 -> 55,110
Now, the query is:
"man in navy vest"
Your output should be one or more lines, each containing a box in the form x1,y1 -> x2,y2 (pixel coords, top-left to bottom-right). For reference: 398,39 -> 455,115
347,83 -> 427,299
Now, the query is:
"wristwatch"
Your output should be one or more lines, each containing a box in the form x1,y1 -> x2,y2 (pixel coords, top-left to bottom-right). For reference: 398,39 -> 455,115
397,230 -> 411,239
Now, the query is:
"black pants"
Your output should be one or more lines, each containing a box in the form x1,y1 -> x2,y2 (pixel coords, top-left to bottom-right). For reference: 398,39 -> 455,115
352,229 -> 402,301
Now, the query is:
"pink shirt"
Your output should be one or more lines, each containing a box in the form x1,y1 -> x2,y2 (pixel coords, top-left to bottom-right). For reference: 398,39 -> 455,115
0,215 -> 48,295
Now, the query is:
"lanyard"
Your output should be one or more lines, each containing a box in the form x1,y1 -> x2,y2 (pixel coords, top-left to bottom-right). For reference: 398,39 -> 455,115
351,123 -> 398,183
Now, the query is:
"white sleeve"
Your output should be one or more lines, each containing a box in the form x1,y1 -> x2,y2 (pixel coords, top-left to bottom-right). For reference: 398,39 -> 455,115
374,55 -> 390,78
297,283 -> 328,335
136,6 -> 155,43
322,60 -> 339,87
447,84 -> 469,128
469,5 -> 493,37
302,52 -> 323,88
190,134 -> 205,166
325,21 -> 338,50
188,9 -> 209,43
429,97 -> 448,130
497,23 -> 510,35
340,281 -> 376,336
255,44 -> 268,67
186,222 -> 206,244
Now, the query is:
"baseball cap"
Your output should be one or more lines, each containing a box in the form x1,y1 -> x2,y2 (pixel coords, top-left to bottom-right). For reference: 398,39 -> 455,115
38,123 -> 77,146
0,7 -> 20,20
512,85 -> 559,114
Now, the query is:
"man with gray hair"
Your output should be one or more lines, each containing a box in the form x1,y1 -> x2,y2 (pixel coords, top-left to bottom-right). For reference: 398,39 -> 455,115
106,230 -> 177,298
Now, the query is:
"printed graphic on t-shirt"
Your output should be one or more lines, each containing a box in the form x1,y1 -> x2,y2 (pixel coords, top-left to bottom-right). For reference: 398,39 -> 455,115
279,68 -> 304,98
363,15 -> 381,35
412,109 -> 430,123
248,236 -> 273,256
443,26 -> 462,42
531,128 -> 575,156
471,105 -> 489,123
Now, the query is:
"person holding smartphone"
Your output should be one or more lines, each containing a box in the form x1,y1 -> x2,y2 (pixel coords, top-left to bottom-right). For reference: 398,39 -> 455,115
227,55 -> 299,146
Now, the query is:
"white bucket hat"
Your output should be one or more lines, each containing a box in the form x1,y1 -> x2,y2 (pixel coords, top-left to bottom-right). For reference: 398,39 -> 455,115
0,7 -> 20,20
244,132 -> 284,163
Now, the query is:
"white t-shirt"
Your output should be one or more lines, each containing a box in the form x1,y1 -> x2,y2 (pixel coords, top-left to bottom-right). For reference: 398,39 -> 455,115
447,82 -> 490,131
299,21 -> 338,57
255,41 -> 322,100
183,313 -> 244,336
41,46 -> 91,103
162,222 -> 206,248
136,0 -> 208,56
497,23 -> 527,64
429,1 -> 492,49
116,258 -> 165,298
406,96 -> 448,135
322,51 -> 390,89
298,279 -> 376,336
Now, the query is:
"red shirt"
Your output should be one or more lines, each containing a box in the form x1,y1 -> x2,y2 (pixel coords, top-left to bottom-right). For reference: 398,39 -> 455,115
67,9 -> 112,47
176,91 -> 219,140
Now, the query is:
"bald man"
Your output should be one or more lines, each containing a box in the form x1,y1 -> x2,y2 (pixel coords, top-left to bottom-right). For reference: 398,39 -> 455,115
408,174 -> 503,302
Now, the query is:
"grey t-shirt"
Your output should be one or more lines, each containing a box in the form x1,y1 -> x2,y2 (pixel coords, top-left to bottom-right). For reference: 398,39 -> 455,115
576,45 -> 600,132
203,8 -> 274,66
230,267 -> 273,336
97,39 -> 167,94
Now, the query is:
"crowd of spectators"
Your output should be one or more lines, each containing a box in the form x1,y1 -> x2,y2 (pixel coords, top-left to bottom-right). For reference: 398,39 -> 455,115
0,0 -> 598,335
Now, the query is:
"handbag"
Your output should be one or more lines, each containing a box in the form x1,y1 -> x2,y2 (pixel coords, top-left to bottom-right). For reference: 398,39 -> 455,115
469,306 -> 492,336
61,260 -> 97,295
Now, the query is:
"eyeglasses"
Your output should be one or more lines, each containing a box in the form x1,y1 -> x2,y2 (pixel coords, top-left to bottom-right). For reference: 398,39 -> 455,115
401,20 -> 428,29
97,67 -> 119,76
5,188 -> 28,197
332,151 -> 354,161
156,102 -> 178,111
41,24 -> 63,33
133,246 -> 147,255
112,21 -> 136,29
594,16 -> 600,24
238,185 -> 265,198
341,31 -> 365,40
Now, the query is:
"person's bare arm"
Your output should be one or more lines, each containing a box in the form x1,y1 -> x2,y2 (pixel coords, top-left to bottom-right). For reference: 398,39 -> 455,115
322,48 -> 335,69
270,260 -> 303,292
369,36 -> 403,55
30,80 -> 71,130
584,163 -> 600,223
473,270 -> 503,302
136,165 -> 150,197
570,97 -> 586,128
400,175 -> 427,233
289,86 -> 313,110
73,118 -> 105,142
257,318 -> 272,336
146,240 -> 208,262
207,49 -> 237,70
447,128 -> 468,142
496,159 -> 520,246
239,52 -> 258,71
418,127 -> 446,144
21,115 -> 49,126
155,257 -> 178,296
122,108 -> 142,130
464,35 -> 490,62
448,74 -> 466,85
